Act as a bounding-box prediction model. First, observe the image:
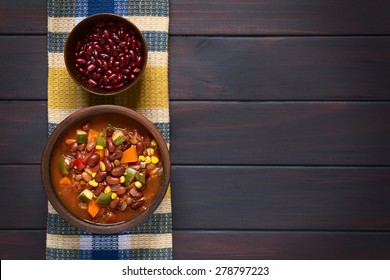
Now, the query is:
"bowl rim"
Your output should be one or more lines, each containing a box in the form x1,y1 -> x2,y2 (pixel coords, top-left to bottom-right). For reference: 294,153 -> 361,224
64,13 -> 148,96
41,105 -> 170,234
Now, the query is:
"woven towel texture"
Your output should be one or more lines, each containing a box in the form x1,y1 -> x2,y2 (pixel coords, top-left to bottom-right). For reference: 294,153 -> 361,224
47,0 -> 171,260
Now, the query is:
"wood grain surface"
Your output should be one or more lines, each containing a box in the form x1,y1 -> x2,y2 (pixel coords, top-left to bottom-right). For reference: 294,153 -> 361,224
1,0 -> 390,259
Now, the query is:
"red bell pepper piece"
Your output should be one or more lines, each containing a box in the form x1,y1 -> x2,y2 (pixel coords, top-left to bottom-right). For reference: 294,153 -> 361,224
73,157 -> 86,171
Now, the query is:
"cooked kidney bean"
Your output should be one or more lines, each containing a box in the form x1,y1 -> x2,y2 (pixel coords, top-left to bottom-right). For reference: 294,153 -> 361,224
109,197 -> 120,209
103,157 -> 113,172
86,140 -> 96,152
74,20 -> 145,91
116,186 -> 127,196
81,171 -> 92,182
107,140 -> 115,153
95,170 -> 107,182
130,200 -> 143,210
108,149 -> 123,161
94,182 -> 106,196
111,166 -> 125,177
87,153 -> 100,167
106,175 -> 120,186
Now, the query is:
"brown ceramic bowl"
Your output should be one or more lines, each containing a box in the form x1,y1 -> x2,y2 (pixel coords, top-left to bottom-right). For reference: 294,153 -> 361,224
41,105 -> 170,234
64,13 -> 148,96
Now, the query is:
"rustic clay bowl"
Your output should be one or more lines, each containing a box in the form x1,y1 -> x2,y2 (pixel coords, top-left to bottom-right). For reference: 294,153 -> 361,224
41,105 -> 170,234
64,13 -> 148,96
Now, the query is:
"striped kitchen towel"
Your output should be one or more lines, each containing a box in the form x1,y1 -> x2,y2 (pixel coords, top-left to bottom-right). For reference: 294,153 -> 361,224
46,0 -> 171,259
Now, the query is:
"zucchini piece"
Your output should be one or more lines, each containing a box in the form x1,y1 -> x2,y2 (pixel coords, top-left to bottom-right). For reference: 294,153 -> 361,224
112,130 -> 126,146
76,129 -> 88,144
96,192 -> 112,205
96,132 -> 106,148
59,156 -> 69,175
135,171 -> 146,184
123,167 -> 137,186
78,189 -> 94,203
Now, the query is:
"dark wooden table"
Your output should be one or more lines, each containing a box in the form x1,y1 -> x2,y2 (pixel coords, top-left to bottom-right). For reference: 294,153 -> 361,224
1,0 -> 390,259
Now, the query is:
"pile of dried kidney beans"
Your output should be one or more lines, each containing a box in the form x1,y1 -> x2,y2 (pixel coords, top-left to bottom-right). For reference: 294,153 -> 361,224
58,121 -> 162,223
74,20 -> 144,90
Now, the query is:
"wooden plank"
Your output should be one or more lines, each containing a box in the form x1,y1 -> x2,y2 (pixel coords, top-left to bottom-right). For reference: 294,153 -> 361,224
170,37 -> 390,101
2,230 -> 390,259
0,102 -> 47,164
2,101 -> 390,166
173,231 -> 390,259
2,36 -> 390,101
170,0 -> 390,35
2,165 -> 390,231
0,0 -> 46,34
0,166 -> 47,229
171,166 -> 390,230
0,230 -> 46,260
2,1 -> 390,35
170,102 -> 390,165
0,36 -> 47,99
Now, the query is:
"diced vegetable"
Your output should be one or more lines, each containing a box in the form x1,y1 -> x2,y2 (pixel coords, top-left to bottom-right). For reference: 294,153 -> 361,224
88,180 -> 98,187
65,138 -> 77,145
123,167 -> 137,186
76,129 -> 88,144
73,157 -> 86,171
112,130 -> 126,146
96,192 -> 112,205
59,176 -> 72,186
121,145 -> 138,163
135,171 -> 145,184
95,148 -> 104,159
87,199 -> 100,218
78,189 -> 94,203
88,129 -> 99,142
135,181 -> 143,188
96,132 -> 106,147
59,156 -> 69,175
151,156 -> 159,165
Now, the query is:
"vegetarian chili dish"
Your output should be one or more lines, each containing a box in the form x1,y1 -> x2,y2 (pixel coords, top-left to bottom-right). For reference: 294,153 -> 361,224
50,115 -> 164,224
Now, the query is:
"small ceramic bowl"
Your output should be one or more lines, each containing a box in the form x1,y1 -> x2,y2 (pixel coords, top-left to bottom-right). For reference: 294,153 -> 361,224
41,105 -> 170,234
64,13 -> 148,96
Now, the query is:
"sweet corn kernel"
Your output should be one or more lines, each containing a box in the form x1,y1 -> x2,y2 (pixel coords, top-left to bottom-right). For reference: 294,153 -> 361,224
147,148 -> 155,156
151,139 -> 157,147
135,181 -> 143,188
151,156 -> 159,164
99,161 -> 106,171
120,176 -> 125,183
145,156 -> 151,165
95,145 -> 104,150
139,155 -> 146,162
104,186 -> 111,193
151,168 -> 158,175
88,180 -> 98,187
91,172 -> 96,179
111,193 -> 117,199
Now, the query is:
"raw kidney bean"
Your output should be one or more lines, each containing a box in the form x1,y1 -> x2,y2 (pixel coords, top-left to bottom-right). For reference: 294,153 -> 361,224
74,20 -> 145,91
